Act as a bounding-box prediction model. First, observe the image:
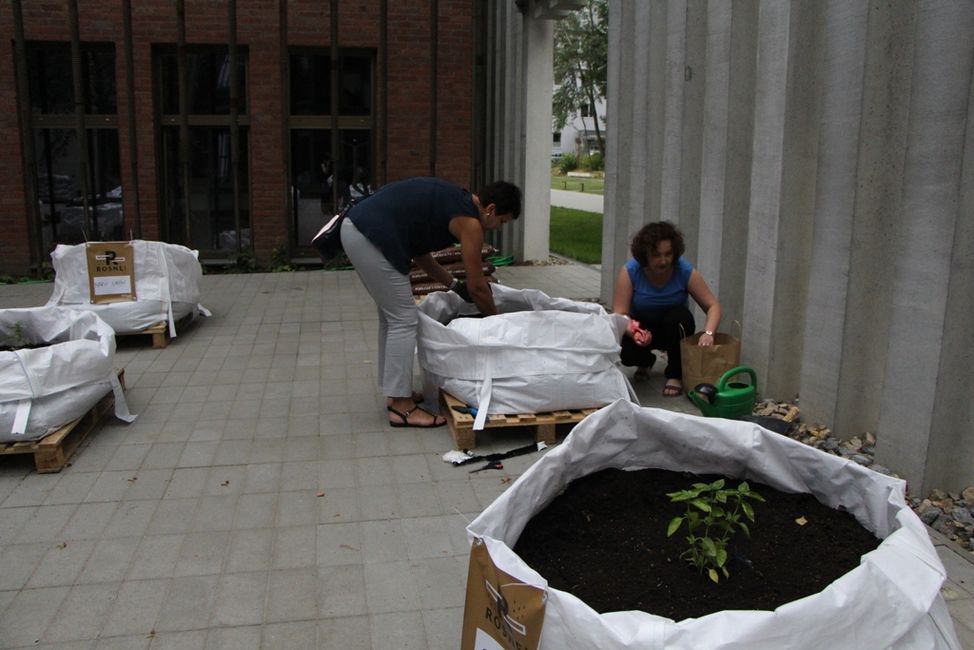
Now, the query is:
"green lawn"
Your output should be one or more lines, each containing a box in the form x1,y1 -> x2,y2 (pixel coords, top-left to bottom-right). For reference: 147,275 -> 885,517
549,206 -> 602,264
550,175 -> 605,195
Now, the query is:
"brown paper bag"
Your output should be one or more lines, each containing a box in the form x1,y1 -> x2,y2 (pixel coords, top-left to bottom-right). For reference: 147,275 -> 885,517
461,538 -> 546,650
681,330 -> 741,390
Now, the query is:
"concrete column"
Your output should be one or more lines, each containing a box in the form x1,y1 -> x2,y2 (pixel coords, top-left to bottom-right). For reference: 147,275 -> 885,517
797,2 -> 869,427
599,0 -> 974,492
519,11 -> 553,261
740,0 -> 792,390
877,1 -> 974,492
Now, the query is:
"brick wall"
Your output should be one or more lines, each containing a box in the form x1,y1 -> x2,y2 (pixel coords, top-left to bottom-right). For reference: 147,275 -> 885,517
0,0 -> 476,274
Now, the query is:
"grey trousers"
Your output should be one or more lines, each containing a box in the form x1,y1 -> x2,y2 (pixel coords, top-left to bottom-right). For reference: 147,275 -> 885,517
340,218 -> 417,398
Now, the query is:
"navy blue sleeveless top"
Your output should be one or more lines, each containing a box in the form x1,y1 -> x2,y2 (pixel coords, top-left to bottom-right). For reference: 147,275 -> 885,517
347,177 -> 478,274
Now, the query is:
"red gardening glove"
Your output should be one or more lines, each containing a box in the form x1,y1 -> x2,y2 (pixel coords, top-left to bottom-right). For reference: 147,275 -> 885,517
628,319 -> 651,347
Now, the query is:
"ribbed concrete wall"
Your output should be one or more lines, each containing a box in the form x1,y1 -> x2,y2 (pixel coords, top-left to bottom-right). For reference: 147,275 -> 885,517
602,0 -> 974,493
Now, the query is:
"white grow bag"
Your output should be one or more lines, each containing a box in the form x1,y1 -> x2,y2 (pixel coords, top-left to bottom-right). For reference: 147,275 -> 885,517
0,307 -> 135,442
467,399 -> 961,650
417,285 -> 635,430
46,240 -> 210,336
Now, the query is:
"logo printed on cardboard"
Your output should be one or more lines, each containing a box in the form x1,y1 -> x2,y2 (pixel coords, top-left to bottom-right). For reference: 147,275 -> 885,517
86,242 -> 136,304
461,538 -> 546,650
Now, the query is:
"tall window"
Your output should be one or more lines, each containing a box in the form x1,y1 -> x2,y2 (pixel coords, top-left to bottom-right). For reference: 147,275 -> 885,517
27,42 -> 122,249
156,46 -> 249,254
289,49 -> 373,250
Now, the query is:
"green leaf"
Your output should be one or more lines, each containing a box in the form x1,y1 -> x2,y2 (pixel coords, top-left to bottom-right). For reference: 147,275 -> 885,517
716,547 -> 728,567
708,568 -> 720,583
738,481 -> 750,493
739,522 -> 750,537
690,499 -> 712,513
742,501 -> 755,521
666,517 -> 684,537
710,479 -> 725,490
701,537 -> 717,557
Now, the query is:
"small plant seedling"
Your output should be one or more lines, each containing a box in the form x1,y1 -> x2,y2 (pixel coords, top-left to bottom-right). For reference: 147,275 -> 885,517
666,478 -> 765,583
10,322 -> 30,350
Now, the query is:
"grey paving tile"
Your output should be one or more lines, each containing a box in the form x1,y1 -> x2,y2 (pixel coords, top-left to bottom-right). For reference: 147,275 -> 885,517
14,504 -> 76,543
0,504 -> 35,544
140,443 -> 185,470
225,528 -> 274,574
188,494 -> 237,532
280,460 -> 319,492
27,539 -> 95,588
317,615 -> 370,649
354,457 -> 396,487
210,572 -> 267,627
44,473 -> 100,505
43,582 -> 119,643
241,462 -> 282,494
0,543 -> 48,590
77,537 -> 140,584
363,561 -> 414,613
61,502 -> 118,541
147,629 -> 207,650
396,482 -> 444,518
412,555 -> 467,609
102,501 -> 157,539
265,568 -> 317,623
370,610 -> 429,650
358,484 -> 402,521
123,469 -> 173,501
276,491 -> 319,528
360,520 -> 407,565
317,564 -> 368,619
153,574 -> 218,632
272,525 -> 317,570
3,473 -> 57,507
0,586 -> 70,647
174,531 -> 229,577
204,625 -> 261,650
127,534 -> 183,580
260,620 -> 317,650
317,459 -> 356,489
147,498 -> 199,535
423,606 -> 464,650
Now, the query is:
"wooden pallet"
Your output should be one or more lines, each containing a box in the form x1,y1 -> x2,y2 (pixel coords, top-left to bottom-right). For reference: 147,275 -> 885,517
441,389 -> 601,450
118,313 -> 193,349
0,369 -> 124,473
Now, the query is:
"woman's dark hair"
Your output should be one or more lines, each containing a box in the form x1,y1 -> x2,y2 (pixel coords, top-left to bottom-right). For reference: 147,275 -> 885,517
477,181 -> 523,220
630,221 -> 685,267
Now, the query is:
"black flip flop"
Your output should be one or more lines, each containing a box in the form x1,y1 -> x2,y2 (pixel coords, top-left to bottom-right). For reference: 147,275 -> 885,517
387,405 -> 445,428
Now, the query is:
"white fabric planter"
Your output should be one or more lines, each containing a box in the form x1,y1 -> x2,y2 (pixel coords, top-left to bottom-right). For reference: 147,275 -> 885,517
46,240 -> 210,336
467,399 -> 961,649
0,307 -> 135,442
417,285 -> 635,429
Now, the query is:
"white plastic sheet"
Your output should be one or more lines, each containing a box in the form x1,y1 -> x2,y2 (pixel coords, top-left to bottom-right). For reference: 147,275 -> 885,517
417,285 -> 635,429
467,399 -> 961,650
0,307 -> 136,441
46,240 -> 210,336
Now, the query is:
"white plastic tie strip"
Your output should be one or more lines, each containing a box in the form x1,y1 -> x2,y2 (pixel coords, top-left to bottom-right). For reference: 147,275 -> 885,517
109,371 -> 137,423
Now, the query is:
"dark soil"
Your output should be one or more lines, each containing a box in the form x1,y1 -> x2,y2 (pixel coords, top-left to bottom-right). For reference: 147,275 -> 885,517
512,467 -> 881,621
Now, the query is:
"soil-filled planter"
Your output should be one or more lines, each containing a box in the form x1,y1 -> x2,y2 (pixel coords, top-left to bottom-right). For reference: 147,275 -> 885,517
465,400 -> 961,649
46,240 -> 209,336
0,307 -> 135,442
417,285 -> 633,429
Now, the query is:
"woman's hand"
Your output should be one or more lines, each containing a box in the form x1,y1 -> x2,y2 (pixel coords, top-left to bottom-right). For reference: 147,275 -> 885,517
698,332 -> 714,347
628,318 -> 651,347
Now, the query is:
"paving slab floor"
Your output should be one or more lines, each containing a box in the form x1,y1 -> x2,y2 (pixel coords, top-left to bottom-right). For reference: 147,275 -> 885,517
0,259 -> 971,649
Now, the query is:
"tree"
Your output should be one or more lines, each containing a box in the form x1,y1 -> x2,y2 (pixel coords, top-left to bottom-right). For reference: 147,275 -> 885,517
553,0 -> 608,157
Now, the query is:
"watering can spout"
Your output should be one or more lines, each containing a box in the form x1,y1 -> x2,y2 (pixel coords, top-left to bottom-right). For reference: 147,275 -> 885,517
687,365 -> 757,420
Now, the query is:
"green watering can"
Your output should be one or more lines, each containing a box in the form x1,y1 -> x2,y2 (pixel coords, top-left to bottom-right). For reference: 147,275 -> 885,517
687,365 -> 757,419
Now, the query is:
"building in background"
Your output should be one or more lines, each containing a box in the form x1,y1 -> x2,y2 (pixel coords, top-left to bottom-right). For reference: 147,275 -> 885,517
0,1 -> 484,273
551,93 -> 606,161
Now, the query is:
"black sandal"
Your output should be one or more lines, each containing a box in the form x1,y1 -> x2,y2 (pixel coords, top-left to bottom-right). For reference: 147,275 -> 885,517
387,405 -> 445,428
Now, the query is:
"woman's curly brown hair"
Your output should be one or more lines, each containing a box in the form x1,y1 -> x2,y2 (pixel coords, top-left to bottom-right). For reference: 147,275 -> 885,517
630,221 -> 685,267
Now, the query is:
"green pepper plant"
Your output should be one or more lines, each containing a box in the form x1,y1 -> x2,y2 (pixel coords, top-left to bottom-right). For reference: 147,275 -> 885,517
666,478 -> 765,583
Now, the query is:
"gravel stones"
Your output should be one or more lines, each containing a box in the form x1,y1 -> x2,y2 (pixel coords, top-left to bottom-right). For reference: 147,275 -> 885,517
753,398 -> 974,556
